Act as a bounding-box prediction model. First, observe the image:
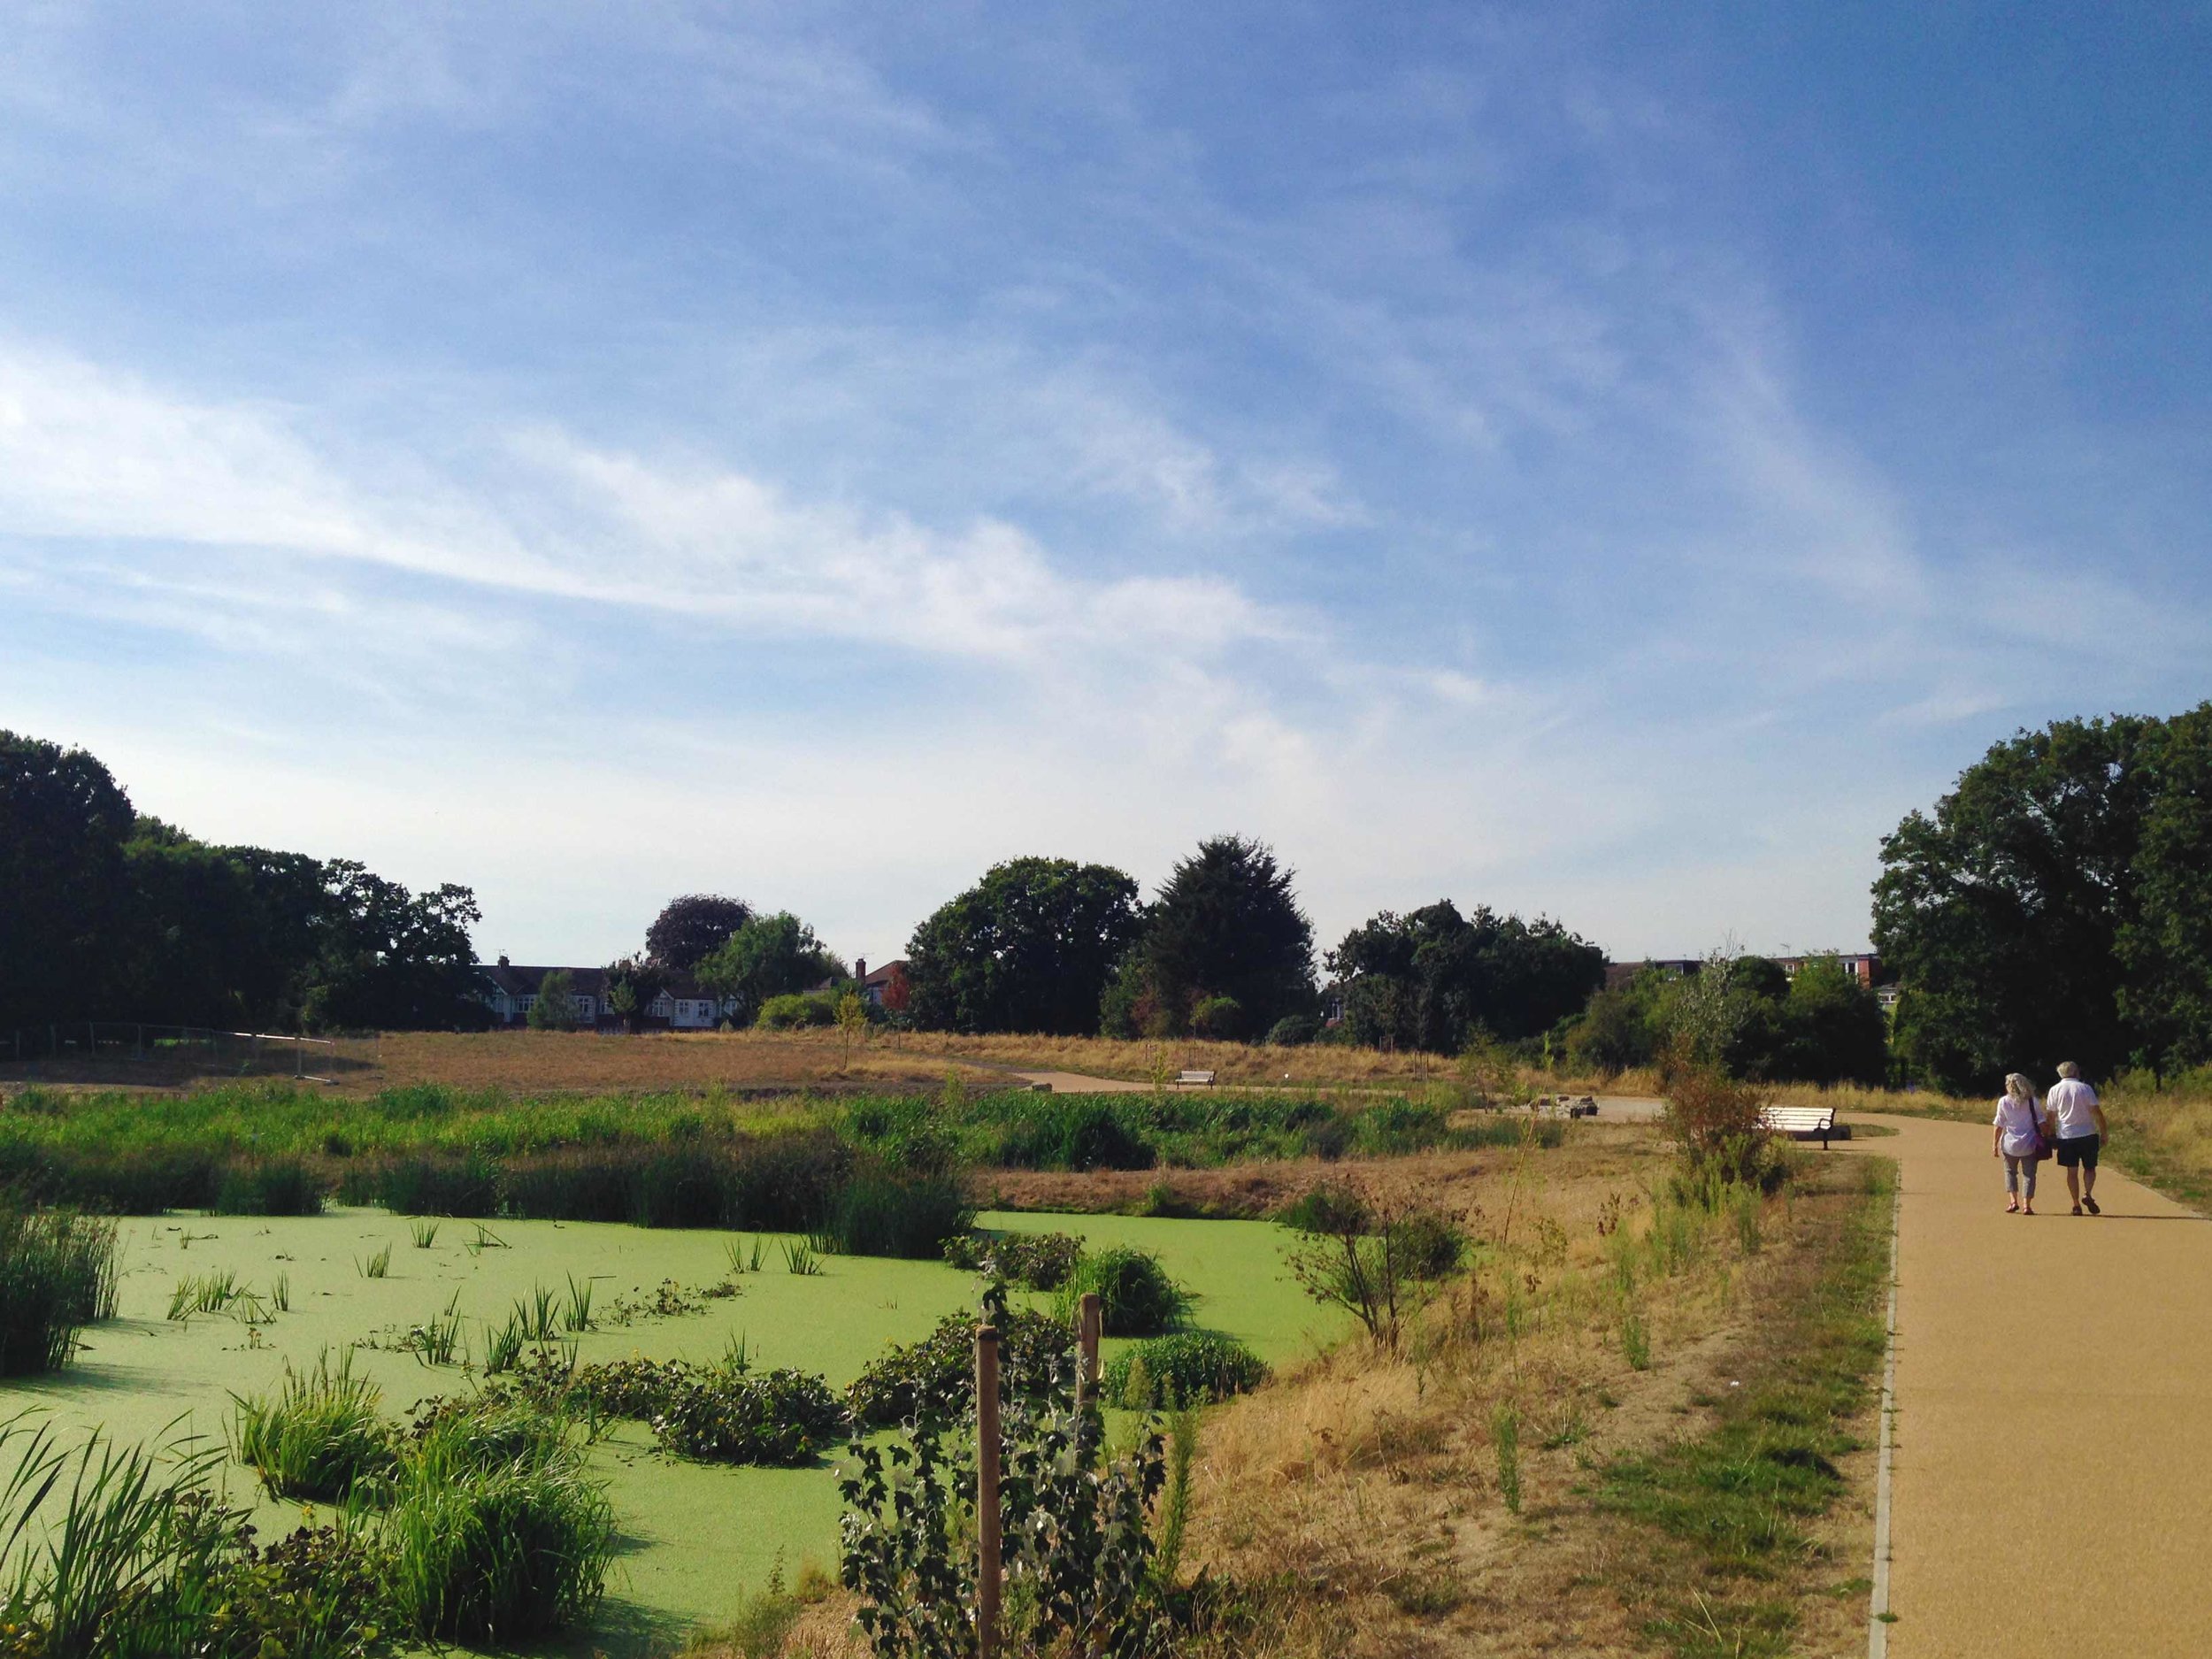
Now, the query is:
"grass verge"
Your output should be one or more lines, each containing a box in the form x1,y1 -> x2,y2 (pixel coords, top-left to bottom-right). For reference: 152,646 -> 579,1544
1594,1157 -> 1893,1657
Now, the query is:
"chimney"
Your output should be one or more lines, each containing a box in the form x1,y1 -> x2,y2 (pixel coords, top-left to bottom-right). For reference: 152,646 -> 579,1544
497,955 -> 511,967
856,956 -> 867,981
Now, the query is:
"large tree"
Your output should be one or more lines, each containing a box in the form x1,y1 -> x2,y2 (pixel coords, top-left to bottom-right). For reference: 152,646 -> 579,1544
645,894 -> 756,972
1872,705 -> 2212,1089
1329,902 -> 1606,1054
904,857 -> 1143,1034
695,912 -> 845,1026
1104,836 -> 1315,1039
0,732 -> 134,1033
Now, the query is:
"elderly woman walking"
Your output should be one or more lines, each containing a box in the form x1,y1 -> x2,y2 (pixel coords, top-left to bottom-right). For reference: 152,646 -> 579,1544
1992,1072 -> 2050,1215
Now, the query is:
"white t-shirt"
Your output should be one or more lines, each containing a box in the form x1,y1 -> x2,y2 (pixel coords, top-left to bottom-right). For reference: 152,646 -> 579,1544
1993,1094 -> 2044,1157
2047,1077 -> 2101,1140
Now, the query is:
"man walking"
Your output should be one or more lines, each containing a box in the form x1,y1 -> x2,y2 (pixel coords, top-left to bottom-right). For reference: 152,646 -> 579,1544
2048,1061 -> 2108,1216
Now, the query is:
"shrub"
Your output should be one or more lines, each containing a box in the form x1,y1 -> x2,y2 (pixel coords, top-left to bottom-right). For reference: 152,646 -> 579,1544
650,1368 -> 846,1465
1265,1013 -> 1319,1046
213,1157 -> 325,1217
230,1350 -> 396,1501
756,992 -> 836,1029
1102,1332 -> 1269,1409
1057,1247 -> 1187,1337
1660,1054 -> 1783,1192
0,1207 -> 119,1376
848,1299 -> 1077,1428
1188,995 -> 1247,1039
1390,1210 -> 1468,1279
819,1170 -> 974,1258
941,1229 -> 1084,1290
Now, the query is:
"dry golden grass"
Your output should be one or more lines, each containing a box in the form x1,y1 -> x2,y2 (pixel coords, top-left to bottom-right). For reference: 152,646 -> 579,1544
1178,1150 -> 1884,1659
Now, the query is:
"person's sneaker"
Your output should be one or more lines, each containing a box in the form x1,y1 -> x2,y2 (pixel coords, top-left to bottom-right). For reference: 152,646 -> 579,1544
2084,1195 -> 2101,1215
2071,1203 -> 2084,1215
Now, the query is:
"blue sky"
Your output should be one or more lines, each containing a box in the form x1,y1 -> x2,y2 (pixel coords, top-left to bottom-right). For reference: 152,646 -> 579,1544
4,4 -> 2207,971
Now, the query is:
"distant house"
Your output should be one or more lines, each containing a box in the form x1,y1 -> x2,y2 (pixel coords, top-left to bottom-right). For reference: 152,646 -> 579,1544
475,959 -> 735,1031
855,957 -> 910,1010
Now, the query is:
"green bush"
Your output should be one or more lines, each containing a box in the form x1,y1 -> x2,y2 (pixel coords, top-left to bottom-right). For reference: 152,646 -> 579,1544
756,992 -> 837,1029
230,1350 -> 396,1501
1102,1332 -> 1268,1408
1350,1096 -> 1454,1156
1057,1247 -> 1188,1337
1188,995 -> 1247,1039
1390,1210 -> 1469,1279
1265,1014 -> 1319,1046
649,1368 -> 846,1465
0,1206 -> 119,1376
941,1229 -> 1084,1290
849,1302 -> 1077,1428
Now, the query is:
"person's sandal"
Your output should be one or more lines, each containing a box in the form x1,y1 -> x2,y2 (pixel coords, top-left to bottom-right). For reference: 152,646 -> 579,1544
2071,1203 -> 2084,1216
2084,1195 -> 2101,1215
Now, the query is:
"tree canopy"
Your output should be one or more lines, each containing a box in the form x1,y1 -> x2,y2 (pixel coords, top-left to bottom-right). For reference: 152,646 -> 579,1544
1327,902 -> 1605,1053
1,729 -> 485,1035
1102,836 -> 1314,1039
1872,705 -> 2212,1089
903,857 -> 1142,1035
1565,953 -> 1887,1086
694,911 -> 845,1025
645,894 -> 755,972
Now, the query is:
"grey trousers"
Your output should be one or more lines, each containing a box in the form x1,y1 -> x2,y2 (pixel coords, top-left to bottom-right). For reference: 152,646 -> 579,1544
2004,1154 -> 2038,1198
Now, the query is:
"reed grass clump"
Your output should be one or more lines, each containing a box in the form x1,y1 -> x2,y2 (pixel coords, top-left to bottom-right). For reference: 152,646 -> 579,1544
816,1169 -> 973,1258
0,1207 -> 119,1375
1102,1331 -> 1268,1408
212,1157 -> 325,1216
1057,1247 -> 1188,1336
376,1408 -> 614,1645
230,1350 -> 396,1501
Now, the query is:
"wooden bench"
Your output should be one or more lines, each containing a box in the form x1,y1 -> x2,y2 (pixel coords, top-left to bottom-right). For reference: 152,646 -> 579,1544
1759,1104 -> 1843,1148
1176,1069 -> 1217,1087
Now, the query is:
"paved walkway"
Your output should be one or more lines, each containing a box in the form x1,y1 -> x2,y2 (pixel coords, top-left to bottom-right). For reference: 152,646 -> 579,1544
1861,1114 -> 2212,1656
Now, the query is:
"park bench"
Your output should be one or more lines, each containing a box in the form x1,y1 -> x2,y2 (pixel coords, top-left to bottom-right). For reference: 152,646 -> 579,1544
1759,1103 -> 1844,1149
1176,1069 -> 1217,1087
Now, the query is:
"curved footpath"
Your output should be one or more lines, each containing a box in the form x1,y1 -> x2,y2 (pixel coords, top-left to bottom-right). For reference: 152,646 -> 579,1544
1855,1114 -> 2212,1656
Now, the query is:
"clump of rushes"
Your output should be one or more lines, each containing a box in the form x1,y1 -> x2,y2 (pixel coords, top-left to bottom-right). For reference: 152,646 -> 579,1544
0,1207 -> 118,1375
1102,1332 -> 1268,1409
1056,1247 -> 1188,1336
357,1244 -> 393,1279
1492,1402 -> 1523,1514
377,1402 -> 614,1646
230,1349 -> 396,1501
168,1268 -> 242,1321
410,1220 -> 440,1249
562,1274 -> 594,1333
782,1240 -> 821,1277
481,1318 -> 525,1376
212,1157 -> 324,1217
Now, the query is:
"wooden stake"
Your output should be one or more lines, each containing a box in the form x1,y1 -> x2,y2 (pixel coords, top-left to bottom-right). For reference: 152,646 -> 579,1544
1077,1291 -> 1102,1410
976,1324 -> 1002,1659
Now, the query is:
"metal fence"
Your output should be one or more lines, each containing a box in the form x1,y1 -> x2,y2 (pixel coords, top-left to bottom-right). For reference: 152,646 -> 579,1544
1,1022 -> 382,1085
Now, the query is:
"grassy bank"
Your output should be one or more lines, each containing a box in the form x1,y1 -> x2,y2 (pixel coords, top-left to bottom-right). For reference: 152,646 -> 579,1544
0,1080 -> 1486,1223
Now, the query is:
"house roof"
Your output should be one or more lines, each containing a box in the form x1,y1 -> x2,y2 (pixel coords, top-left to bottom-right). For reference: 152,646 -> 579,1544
862,959 -> 907,988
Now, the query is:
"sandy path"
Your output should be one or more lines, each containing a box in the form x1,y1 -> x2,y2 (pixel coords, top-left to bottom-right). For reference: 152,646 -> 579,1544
1860,1113 -> 2212,1656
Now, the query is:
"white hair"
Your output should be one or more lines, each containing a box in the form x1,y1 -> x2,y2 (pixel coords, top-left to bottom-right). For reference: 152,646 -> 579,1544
2056,1060 -> 2081,1079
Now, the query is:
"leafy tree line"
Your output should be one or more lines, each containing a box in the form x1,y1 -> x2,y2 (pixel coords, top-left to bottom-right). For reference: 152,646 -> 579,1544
898,835 -> 1609,1050
1567,953 -> 1888,1087
2,732 -> 483,1034
1872,703 -> 2212,1091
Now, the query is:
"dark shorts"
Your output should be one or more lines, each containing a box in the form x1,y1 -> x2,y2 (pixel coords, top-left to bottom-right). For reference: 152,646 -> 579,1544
2056,1133 -> 2101,1169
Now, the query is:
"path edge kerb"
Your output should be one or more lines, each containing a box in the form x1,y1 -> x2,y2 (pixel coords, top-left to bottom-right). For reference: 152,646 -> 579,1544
1870,1165 -> 1901,1657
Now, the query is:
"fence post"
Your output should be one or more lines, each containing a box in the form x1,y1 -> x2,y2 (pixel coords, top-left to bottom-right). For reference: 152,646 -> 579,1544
1076,1292 -> 1102,1412
976,1323 -> 1002,1659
